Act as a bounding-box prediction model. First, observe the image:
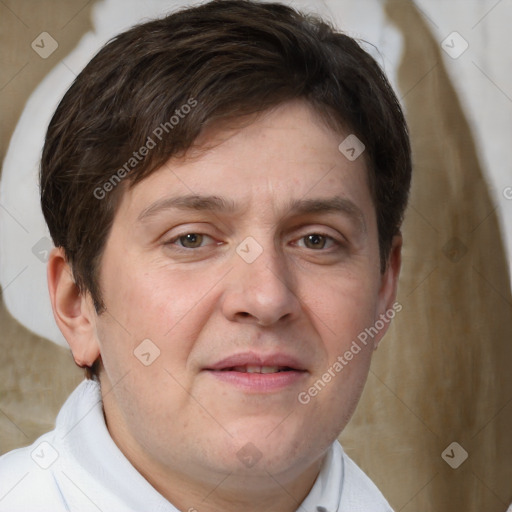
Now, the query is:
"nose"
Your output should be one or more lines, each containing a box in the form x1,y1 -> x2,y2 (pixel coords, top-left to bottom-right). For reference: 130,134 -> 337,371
220,237 -> 301,326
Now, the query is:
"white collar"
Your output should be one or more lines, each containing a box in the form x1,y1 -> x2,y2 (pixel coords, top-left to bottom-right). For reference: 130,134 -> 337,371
58,379 -> 174,511
297,441 -> 343,512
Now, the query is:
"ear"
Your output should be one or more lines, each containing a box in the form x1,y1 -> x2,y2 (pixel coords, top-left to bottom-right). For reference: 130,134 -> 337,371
373,234 -> 403,350
47,247 -> 100,367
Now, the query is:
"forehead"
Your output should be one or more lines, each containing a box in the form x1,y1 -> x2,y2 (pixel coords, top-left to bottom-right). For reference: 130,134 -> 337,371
118,100 -> 373,224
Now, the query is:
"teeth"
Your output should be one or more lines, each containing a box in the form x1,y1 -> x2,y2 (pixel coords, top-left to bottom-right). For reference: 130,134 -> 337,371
233,365 -> 282,374
260,366 -> 280,374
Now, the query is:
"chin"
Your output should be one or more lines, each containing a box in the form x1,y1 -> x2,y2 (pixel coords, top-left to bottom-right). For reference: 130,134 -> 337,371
215,421 -> 324,473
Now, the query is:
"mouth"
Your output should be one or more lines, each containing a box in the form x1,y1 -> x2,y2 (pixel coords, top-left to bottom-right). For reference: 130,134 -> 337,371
204,352 -> 308,392
219,365 -> 297,374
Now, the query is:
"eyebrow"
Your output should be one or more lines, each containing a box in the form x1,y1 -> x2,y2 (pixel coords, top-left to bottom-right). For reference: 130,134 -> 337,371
137,195 -> 237,222
285,196 -> 367,234
137,193 -> 366,233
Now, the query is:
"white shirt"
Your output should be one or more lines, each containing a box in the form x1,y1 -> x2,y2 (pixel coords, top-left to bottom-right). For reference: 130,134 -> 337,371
0,380 -> 393,511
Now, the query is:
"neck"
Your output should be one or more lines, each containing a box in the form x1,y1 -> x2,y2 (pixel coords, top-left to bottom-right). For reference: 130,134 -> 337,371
138,453 -> 325,512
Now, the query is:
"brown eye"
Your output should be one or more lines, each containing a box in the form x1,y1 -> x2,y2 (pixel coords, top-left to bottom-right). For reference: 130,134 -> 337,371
302,234 -> 329,250
177,233 -> 205,248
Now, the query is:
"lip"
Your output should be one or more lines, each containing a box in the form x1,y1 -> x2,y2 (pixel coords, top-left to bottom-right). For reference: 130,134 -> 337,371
203,351 -> 308,393
204,351 -> 307,372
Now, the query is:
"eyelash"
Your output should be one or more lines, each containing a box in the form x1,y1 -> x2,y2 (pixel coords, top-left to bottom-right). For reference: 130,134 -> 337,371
165,232 -> 341,251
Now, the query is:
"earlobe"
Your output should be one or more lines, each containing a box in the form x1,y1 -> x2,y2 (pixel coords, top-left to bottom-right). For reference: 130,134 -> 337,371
373,234 -> 403,350
47,247 -> 100,367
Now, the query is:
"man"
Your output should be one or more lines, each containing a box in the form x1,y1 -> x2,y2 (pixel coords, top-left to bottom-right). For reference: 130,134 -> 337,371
0,1 -> 411,510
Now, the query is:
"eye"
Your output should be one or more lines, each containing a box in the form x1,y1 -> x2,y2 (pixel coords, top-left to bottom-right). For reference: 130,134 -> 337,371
167,233 -> 215,249
296,233 -> 337,250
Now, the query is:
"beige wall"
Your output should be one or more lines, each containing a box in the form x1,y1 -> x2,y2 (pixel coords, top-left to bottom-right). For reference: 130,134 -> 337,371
0,0 -> 90,448
1,1 -> 511,511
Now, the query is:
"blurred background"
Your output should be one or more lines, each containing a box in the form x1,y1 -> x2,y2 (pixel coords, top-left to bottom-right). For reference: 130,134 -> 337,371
1,1 -> 511,511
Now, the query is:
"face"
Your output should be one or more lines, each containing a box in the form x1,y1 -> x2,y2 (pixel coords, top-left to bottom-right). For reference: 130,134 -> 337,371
85,101 -> 400,490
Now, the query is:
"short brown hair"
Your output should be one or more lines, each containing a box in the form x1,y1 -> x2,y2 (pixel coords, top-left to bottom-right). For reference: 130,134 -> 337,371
40,0 -> 411,377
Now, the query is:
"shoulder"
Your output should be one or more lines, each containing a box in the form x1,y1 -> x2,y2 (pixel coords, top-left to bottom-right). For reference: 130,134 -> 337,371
0,380 -> 98,512
0,431 -> 66,512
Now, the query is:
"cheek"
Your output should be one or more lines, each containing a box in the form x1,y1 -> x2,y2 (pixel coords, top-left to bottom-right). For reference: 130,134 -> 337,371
303,268 -> 380,340
100,252 -> 198,335
96,256 -> 220,374
301,269 -> 379,410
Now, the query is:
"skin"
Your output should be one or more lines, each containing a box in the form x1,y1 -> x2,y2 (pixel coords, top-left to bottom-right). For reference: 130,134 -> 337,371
48,100 -> 401,512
